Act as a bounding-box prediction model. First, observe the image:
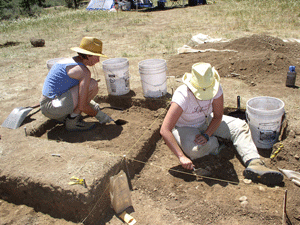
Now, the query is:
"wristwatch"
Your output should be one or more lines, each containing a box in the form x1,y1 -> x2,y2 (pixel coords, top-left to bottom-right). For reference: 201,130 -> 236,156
201,132 -> 210,141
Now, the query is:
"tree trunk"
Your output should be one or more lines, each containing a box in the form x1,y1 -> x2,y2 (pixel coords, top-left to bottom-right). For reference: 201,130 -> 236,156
74,0 -> 78,9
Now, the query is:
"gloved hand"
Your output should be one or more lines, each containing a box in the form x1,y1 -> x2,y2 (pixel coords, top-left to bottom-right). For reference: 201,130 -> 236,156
89,100 -> 101,111
95,111 -> 113,124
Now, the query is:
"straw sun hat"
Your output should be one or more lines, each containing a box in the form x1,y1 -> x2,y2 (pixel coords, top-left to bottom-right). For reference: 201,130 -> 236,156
182,62 -> 220,100
71,37 -> 107,57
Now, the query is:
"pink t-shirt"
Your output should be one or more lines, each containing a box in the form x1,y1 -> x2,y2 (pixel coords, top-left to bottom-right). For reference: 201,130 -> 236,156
172,84 -> 223,127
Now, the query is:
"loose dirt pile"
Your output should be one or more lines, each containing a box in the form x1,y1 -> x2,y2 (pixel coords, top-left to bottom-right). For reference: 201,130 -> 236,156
168,34 -> 300,85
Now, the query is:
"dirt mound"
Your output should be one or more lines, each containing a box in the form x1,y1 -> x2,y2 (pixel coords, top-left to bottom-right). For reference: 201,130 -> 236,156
168,34 -> 300,86
226,34 -> 288,52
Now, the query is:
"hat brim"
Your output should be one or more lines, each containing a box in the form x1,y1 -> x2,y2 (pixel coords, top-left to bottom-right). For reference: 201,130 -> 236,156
70,47 -> 107,57
182,70 -> 220,101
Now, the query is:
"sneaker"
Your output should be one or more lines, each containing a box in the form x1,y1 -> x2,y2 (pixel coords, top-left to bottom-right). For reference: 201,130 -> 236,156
243,159 -> 283,185
55,115 -> 67,124
65,115 -> 95,132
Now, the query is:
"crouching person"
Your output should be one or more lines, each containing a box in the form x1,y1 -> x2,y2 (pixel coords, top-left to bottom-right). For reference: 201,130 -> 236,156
40,37 -> 113,131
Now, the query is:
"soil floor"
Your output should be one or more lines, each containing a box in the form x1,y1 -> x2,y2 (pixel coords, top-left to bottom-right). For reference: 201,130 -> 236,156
1,28 -> 300,225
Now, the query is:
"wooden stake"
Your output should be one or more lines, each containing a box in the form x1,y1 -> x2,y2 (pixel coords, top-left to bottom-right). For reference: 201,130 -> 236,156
283,190 -> 287,225
283,190 -> 292,225
124,155 -> 133,191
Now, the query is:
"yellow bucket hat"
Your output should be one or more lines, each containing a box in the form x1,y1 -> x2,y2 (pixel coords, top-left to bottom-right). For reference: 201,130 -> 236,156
71,37 -> 107,57
182,62 -> 220,100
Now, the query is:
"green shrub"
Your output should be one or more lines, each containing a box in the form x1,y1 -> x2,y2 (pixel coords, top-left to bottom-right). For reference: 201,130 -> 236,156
0,0 -> 67,20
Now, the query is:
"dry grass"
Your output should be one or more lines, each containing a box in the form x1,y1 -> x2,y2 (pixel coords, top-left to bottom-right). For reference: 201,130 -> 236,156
0,0 -> 299,84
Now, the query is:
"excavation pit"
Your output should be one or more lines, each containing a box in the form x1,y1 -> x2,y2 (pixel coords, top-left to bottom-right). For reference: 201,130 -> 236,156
0,96 -> 170,224
0,93 -> 287,224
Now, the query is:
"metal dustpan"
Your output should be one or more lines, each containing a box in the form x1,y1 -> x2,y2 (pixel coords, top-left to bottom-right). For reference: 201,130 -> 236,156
2,104 -> 40,129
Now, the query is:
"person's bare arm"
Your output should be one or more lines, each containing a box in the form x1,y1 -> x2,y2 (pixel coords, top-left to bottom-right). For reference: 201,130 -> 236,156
194,94 -> 224,145
67,65 -> 97,116
205,94 -> 224,135
160,103 -> 195,170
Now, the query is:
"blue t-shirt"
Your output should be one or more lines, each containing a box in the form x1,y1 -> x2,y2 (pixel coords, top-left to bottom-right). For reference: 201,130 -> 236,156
42,62 -> 84,99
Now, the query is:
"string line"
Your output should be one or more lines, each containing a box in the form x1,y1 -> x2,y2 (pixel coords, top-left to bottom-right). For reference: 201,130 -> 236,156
80,96 -> 280,223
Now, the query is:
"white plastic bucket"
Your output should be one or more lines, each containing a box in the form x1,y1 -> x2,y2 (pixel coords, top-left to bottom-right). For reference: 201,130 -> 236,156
46,58 -> 65,71
139,59 -> 167,98
102,58 -> 130,96
246,96 -> 285,149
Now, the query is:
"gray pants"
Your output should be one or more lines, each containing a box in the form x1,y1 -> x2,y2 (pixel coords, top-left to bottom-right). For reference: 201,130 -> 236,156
172,115 -> 260,164
40,90 -> 74,122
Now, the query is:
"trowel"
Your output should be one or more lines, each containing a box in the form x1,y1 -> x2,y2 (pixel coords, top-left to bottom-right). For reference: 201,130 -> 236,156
278,168 -> 300,187
90,100 -> 127,126
193,167 -> 212,177
113,119 -> 127,126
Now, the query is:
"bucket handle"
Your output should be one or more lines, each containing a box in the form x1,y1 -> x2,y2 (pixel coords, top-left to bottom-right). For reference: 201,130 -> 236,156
104,68 -> 130,79
245,112 -> 250,123
106,73 -> 131,80
141,78 -> 167,87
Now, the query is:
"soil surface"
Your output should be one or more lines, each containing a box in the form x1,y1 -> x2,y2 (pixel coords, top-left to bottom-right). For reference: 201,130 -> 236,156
1,30 -> 300,225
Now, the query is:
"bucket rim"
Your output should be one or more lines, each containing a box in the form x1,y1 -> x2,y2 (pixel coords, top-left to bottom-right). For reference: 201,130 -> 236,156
246,96 -> 285,114
102,57 -> 128,65
139,67 -> 167,73
138,59 -> 166,67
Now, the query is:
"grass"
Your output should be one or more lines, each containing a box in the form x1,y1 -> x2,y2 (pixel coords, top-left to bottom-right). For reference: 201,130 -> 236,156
0,0 -> 299,81
212,0 -> 300,37
1,0 -> 299,40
